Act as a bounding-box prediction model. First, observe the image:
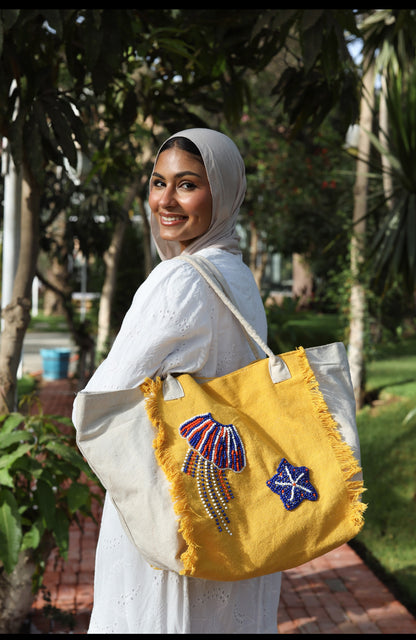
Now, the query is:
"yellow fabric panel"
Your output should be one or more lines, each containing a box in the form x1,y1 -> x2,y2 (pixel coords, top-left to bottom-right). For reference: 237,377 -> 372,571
142,347 -> 365,581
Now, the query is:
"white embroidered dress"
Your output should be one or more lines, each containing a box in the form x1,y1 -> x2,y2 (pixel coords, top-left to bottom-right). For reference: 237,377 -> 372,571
80,247 -> 282,634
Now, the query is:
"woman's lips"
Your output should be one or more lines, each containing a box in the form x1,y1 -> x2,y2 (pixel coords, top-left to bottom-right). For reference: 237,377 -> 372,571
160,214 -> 188,225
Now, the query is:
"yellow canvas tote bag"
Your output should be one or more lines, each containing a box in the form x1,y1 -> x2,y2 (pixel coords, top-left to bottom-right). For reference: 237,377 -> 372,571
75,256 -> 365,581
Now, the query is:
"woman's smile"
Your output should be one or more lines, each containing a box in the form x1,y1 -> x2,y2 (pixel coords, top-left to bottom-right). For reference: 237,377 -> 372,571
159,213 -> 188,225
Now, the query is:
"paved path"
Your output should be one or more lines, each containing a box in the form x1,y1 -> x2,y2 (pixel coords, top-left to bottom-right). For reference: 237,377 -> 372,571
28,378 -> 416,634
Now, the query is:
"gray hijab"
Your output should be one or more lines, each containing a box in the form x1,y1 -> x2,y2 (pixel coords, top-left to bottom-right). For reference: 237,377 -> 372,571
150,128 -> 246,261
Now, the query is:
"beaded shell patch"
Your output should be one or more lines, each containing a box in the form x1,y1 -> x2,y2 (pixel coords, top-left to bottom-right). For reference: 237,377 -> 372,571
267,457 -> 318,510
179,412 -> 246,534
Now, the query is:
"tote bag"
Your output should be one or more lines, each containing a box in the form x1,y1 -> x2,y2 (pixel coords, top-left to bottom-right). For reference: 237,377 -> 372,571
74,256 -> 365,581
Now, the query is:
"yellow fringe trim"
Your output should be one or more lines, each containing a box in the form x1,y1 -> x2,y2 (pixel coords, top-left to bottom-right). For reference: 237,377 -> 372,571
140,377 -> 199,576
295,347 -> 367,529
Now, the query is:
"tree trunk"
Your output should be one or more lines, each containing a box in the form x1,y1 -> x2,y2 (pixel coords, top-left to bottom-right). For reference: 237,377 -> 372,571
348,56 -> 376,410
0,530 -> 55,633
96,213 -> 129,360
379,69 -> 394,208
292,253 -> 313,309
43,211 -> 71,316
0,550 -> 37,633
138,195 -> 153,277
248,220 -> 268,290
96,178 -> 141,360
0,166 -> 40,413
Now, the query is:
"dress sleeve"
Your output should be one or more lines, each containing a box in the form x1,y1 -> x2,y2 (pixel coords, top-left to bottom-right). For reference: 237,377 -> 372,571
83,260 -> 215,392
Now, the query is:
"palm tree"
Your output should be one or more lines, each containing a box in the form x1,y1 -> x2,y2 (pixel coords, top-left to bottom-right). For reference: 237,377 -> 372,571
348,9 -> 416,408
369,64 -> 416,296
363,9 -> 416,295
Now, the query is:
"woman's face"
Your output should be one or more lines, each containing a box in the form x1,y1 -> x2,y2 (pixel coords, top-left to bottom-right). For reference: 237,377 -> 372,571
149,147 -> 212,251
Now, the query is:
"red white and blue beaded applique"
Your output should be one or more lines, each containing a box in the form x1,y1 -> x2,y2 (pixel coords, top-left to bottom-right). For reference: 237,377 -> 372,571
267,457 -> 318,510
179,412 -> 246,535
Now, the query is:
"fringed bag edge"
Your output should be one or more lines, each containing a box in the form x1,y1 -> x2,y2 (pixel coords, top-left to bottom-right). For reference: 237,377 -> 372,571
141,377 -> 199,576
295,347 -> 367,531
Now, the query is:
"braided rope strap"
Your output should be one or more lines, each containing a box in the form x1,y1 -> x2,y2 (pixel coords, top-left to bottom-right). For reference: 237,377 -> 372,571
178,255 -> 291,384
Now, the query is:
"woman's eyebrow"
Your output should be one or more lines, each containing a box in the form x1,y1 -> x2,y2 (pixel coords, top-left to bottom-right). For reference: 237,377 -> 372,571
152,170 -> 202,179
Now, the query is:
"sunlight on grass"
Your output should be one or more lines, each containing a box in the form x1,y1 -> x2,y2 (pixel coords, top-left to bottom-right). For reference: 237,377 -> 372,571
356,342 -> 416,612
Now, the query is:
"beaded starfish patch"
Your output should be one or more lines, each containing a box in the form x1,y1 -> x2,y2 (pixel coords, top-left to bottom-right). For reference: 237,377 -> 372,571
179,412 -> 246,535
267,458 -> 318,510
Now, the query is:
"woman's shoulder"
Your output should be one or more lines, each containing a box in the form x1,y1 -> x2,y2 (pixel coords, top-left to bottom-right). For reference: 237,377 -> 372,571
189,248 -> 265,322
145,256 -> 197,284
193,247 -> 247,271
194,248 -> 256,283
138,255 -> 213,307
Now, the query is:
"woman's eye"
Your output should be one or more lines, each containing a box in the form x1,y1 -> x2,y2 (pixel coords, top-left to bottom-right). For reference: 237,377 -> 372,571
180,181 -> 196,190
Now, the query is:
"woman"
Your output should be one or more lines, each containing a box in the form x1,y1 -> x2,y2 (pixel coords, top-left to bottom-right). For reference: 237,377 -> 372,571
75,128 -> 282,633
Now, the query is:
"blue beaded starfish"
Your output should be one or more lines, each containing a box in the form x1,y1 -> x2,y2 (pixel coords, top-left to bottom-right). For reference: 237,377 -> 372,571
266,458 -> 318,511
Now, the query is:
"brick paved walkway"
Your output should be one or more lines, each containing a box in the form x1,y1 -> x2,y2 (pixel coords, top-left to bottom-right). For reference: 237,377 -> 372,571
27,378 -> 416,634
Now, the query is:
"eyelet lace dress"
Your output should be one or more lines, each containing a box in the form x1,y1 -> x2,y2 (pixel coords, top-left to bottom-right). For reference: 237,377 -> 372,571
77,248 -> 282,634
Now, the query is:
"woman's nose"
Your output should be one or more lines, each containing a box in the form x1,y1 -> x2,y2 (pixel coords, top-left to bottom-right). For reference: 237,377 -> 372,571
159,186 -> 177,208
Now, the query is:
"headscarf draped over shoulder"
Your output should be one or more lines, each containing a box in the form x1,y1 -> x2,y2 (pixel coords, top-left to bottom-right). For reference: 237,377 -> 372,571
150,128 -> 246,260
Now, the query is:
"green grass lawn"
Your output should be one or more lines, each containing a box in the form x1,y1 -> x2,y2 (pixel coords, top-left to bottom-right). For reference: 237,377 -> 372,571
353,336 -> 416,615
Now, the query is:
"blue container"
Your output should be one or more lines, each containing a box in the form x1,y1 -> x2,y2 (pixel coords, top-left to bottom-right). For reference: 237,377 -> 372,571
40,348 -> 71,380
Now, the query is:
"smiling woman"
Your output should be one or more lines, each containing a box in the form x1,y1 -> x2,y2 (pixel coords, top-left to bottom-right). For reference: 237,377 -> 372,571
73,128 -> 281,634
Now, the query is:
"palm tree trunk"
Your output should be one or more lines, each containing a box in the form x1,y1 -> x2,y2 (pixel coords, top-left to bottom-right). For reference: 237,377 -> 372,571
348,55 -> 376,409
379,69 -> 394,208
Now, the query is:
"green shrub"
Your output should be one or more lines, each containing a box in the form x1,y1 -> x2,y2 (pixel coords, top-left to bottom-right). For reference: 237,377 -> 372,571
0,401 -> 100,590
